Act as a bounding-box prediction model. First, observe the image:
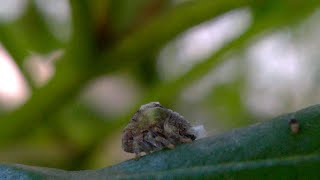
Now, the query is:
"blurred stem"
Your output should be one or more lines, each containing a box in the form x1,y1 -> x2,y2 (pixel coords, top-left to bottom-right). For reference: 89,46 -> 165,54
0,26 -> 28,63
12,1 -> 62,54
67,0 -> 97,69
0,0 -> 64,90
142,0 -> 320,115
0,0 -> 96,143
100,0 -> 320,74
98,0 -> 250,72
0,25 -> 35,89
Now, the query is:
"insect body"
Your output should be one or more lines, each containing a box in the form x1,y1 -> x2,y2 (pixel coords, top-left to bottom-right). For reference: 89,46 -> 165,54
122,102 -> 196,159
289,118 -> 300,134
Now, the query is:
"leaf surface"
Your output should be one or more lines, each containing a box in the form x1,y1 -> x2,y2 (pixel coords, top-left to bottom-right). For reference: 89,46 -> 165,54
1,104 -> 320,179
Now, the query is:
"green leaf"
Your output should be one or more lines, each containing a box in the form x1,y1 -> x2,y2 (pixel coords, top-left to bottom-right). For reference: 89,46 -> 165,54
1,104 -> 320,179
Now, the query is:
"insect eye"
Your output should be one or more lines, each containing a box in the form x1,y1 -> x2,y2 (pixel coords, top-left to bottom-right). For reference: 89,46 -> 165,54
125,132 -> 134,140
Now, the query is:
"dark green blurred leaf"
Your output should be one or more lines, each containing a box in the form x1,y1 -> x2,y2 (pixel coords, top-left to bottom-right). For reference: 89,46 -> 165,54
100,0 -> 250,72
109,0 -> 170,34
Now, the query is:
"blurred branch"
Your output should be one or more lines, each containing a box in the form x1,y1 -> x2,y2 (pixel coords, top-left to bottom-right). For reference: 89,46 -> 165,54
0,0 -> 97,144
9,1 -> 62,54
0,26 -> 28,63
121,0 -> 320,116
0,1 -> 64,89
143,0 -> 320,119
109,0 -> 170,35
99,0 -> 250,72
68,0 -> 95,56
0,0 -> 63,61
99,0 -> 320,75
0,25 -> 33,86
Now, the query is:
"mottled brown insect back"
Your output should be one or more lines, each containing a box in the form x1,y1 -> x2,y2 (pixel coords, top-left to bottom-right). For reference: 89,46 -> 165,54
122,102 -> 196,159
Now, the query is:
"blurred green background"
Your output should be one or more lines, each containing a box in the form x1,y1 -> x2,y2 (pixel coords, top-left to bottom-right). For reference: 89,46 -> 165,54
0,0 -> 320,170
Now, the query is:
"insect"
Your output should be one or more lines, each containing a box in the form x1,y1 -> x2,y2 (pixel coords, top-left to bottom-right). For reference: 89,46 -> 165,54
122,102 -> 196,159
289,118 -> 300,134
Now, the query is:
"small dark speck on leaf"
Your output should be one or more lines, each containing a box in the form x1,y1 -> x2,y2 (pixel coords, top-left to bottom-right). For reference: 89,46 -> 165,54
289,118 -> 300,134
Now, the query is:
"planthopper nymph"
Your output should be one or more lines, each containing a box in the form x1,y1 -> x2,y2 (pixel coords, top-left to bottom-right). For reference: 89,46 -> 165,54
122,102 -> 198,159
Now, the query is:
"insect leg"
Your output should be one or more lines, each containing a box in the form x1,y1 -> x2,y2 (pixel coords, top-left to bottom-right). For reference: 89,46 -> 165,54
155,136 -> 175,149
179,137 -> 193,143
140,140 -> 153,154
132,141 -> 141,159
144,131 -> 162,151
133,134 -> 143,159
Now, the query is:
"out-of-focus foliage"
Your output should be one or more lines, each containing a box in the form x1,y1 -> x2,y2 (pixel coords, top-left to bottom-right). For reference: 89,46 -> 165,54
0,0 -> 320,171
